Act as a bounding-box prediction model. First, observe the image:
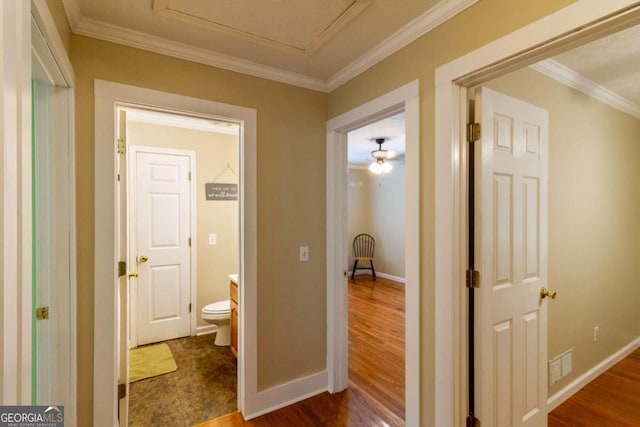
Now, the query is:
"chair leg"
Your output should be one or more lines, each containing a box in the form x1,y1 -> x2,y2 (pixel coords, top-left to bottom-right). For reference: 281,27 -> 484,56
370,260 -> 376,281
351,260 -> 358,280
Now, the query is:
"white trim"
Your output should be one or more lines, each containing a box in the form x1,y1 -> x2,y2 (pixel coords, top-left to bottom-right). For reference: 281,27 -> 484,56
62,0 -> 475,92
547,337 -> 640,411
74,18 -> 328,93
31,0 -> 75,86
327,0 -> 478,91
326,80 -> 420,425
196,325 -> 217,336
2,0 -> 32,406
60,0 -> 80,29
94,80 -> 257,425
243,371 -> 328,420
531,59 -> 640,119
434,1 -> 640,425
125,108 -> 239,135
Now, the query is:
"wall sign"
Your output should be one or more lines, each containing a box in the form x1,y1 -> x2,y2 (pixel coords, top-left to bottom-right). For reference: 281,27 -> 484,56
205,183 -> 238,200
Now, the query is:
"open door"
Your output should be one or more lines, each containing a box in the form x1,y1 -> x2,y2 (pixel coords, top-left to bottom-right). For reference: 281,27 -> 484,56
473,87 -> 552,426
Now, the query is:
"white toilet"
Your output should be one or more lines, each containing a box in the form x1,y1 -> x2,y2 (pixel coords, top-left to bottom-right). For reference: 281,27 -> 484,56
201,300 -> 231,346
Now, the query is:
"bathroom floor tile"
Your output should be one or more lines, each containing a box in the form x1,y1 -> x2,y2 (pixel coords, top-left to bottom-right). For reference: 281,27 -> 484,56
128,334 -> 237,427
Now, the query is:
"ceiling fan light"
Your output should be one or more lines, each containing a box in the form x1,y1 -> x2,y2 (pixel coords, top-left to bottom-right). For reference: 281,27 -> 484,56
381,161 -> 392,173
369,160 -> 384,174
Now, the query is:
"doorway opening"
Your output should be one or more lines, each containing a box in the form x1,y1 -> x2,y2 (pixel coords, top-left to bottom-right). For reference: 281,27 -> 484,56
93,80 -> 257,426
346,112 -> 407,422
434,2 -> 640,425
119,106 -> 241,425
326,80 -> 420,425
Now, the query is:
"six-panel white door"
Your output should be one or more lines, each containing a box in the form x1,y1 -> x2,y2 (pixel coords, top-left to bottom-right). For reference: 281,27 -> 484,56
475,87 -> 550,426
132,147 -> 193,345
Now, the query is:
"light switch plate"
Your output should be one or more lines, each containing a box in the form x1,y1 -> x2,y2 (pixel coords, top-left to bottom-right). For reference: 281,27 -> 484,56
209,234 -> 217,245
299,246 -> 309,262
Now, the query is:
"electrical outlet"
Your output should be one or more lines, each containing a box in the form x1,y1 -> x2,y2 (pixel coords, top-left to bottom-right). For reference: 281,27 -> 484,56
299,246 -> 309,262
549,358 -> 561,386
594,326 -> 599,342
209,233 -> 217,245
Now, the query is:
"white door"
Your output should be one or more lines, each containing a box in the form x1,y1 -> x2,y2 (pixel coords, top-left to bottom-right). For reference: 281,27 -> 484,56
474,87 -> 551,426
130,146 -> 193,345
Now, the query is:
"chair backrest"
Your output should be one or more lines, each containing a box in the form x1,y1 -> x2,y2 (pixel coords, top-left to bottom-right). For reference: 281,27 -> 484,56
353,233 -> 375,258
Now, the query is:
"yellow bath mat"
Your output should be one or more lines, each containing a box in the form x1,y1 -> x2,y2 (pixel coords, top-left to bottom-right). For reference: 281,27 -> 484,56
129,343 -> 177,382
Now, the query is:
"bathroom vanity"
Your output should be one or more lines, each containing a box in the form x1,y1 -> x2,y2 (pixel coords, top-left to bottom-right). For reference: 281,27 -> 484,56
229,274 -> 239,358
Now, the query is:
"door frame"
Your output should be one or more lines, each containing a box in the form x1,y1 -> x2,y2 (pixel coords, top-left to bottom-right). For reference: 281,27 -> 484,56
127,145 -> 197,348
326,80 -> 420,425
94,80 -> 257,425
434,1 -> 640,425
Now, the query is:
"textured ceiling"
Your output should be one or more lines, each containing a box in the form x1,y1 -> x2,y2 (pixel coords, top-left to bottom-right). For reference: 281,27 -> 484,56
551,24 -> 640,107
73,0 -> 444,83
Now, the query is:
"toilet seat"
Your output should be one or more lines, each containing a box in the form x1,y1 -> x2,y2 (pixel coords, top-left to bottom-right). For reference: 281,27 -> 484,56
202,300 -> 231,320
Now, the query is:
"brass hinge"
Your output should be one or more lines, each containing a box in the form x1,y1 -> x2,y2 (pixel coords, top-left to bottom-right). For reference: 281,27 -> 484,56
36,306 -> 49,320
189,303 -> 192,313
467,123 -> 481,142
188,237 -> 191,247
466,269 -> 480,288
188,171 -> 191,181
117,173 -> 120,181
117,138 -> 126,154
118,261 -> 126,277
118,383 -> 126,399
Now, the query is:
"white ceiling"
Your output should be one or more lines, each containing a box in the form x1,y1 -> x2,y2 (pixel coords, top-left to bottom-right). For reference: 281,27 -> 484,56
347,112 -> 405,167
61,0 -> 477,91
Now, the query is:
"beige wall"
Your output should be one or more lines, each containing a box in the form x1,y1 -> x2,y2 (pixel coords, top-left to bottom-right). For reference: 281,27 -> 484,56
127,122 -> 239,326
486,66 -> 640,396
70,35 -> 327,425
44,0 -> 71,53
328,1 -> 575,424
40,0 -> 587,424
348,166 -> 405,278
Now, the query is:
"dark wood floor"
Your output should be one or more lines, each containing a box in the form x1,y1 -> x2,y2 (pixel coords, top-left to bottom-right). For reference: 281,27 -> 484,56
196,275 -> 405,427
549,348 -> 640,426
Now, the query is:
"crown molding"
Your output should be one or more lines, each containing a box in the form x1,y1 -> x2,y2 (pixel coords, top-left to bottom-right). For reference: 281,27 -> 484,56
326,0 -> 479,91
64,0 -> 477,93
61,0 -> 81,29
125,107 -> 239,135
531,59 -> 640,119
73,17 -> 329,92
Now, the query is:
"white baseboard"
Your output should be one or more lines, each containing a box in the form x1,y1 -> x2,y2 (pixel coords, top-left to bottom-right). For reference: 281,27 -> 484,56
196,325 -> 217,336
243,371 -> 327,420
547,336 -> 640,411
352,270 -> 406,284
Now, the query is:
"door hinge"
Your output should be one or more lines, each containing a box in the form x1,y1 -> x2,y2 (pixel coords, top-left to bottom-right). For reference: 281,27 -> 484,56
466,269 -> 480,288
467,123 -> 481,142
118,383 -> 126,399
189,303 -> 192,313
188,171 -> 191,181
36,306 -> 49,320
117,173 -> 120,181
118,261 -> 127,277
117,138 -> 126,154
188,237 -> 191,247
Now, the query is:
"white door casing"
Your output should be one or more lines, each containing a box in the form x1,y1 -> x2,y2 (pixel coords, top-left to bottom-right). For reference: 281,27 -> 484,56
130,146 -> 194,346
474,87 -> 549,426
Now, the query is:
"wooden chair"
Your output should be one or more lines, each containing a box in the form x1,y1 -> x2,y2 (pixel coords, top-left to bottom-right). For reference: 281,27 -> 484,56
351,233 -> 376,281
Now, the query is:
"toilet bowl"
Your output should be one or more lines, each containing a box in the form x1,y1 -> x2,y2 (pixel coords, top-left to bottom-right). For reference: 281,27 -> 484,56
202,300 -> 231,346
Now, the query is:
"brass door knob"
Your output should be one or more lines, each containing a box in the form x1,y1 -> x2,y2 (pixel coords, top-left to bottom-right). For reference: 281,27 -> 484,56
540,287 -> 557,299
128,272 -> 138,278
137,255 -> 149,263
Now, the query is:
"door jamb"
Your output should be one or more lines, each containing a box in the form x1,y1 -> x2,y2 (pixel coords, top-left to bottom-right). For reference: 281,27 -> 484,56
434,1 -> 640,425
326,80 -> 420,425
94,80 -> 257,425
127,144 -> 197,347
